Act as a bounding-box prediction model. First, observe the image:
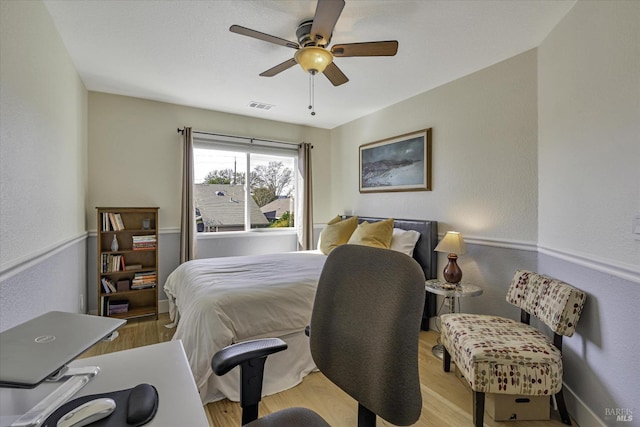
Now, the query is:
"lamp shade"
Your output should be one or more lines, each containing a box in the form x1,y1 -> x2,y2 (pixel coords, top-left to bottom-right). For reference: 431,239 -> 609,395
294,46 -> 333,74
434,231 -> 467,255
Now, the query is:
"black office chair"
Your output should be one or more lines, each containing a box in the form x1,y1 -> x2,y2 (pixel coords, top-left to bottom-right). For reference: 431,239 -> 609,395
211,244 -> 426,426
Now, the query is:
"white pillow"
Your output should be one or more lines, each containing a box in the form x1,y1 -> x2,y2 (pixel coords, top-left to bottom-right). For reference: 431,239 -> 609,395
390,228 -> 421,256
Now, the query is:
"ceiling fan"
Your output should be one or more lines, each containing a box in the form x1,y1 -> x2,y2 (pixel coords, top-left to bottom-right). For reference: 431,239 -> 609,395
229,0 -> 399,87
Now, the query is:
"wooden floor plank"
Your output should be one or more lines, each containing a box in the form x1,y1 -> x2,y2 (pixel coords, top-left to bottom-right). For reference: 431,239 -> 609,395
82,314 -> 578,427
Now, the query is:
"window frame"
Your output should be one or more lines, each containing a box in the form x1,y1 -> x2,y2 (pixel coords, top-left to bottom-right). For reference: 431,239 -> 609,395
193,135 -> 299,233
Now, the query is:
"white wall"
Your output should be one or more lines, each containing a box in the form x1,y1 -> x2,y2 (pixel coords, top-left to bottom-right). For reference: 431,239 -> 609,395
538,0 -> 640,272
538,1 -> 640,424
330,49 -> 539,244
0,0 -> 88,269
87,92 -> 333,231
0,0 -> 88,330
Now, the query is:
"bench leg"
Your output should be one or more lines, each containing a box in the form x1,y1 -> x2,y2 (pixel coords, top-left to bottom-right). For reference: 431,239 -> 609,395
555,388 -> 572,425
443,346 -> 451,372
473,391 -> 485,427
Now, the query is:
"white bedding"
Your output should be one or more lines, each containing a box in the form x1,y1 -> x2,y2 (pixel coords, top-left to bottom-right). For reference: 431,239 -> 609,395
164,250 -> 327,403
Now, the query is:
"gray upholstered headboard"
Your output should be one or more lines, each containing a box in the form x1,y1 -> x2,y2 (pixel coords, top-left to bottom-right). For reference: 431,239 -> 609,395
342,216 -> 439,329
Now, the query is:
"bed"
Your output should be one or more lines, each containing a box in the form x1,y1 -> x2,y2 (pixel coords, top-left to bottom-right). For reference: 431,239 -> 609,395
164,217 -> 438,404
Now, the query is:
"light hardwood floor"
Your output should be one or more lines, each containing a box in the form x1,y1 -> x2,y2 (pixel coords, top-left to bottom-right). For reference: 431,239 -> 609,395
80,313 -> 577,427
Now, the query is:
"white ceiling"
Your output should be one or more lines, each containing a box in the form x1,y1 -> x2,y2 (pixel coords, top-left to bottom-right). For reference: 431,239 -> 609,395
43,0 -> 575,129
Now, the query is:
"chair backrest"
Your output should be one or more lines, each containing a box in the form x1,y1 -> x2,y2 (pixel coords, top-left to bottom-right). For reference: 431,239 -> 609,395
309,244 -> 425,426
506,270 -> 586,337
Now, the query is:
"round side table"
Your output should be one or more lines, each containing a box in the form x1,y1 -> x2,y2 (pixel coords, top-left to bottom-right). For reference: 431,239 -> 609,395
425,279 -> 483,359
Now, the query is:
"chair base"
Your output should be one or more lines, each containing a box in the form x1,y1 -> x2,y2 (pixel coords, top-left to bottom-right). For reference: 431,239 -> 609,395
358,404 -> 376,427
431,343 -> 445,359
245,407 -> 330,426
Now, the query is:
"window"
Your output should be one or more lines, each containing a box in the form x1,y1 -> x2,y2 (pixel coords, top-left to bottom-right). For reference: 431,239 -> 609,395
193,137 -> 297,232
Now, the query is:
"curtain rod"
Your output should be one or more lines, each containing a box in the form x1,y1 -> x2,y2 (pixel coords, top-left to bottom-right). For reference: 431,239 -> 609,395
177,128 -> 308,148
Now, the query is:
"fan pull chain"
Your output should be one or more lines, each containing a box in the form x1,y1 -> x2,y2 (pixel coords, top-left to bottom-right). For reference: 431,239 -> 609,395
308,71 -> 316,116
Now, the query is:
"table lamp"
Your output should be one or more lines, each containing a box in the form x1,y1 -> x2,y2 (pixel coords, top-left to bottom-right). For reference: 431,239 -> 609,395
434,231 -> 467,286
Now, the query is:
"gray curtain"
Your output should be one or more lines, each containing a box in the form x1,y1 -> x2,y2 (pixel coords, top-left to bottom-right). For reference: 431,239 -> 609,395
296,142 -> 314,250
180,127 -> 196,262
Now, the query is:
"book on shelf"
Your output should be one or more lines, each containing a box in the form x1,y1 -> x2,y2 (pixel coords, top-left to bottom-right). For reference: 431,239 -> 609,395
131,270 -> 156,290
100,295 -> 110,316
130,283 -> 156,290
101,278 -> 111,294
132,235 -> 157,250
133,271 -> 156,279
101,277 -> 116,293
132,235 -> 156,242
101,212 -> 112,232
114,213 -> 125,230
101,254 -> 125,273
101,212 -> 125,231
125,264 -> 143,271
132,277 -> 156,283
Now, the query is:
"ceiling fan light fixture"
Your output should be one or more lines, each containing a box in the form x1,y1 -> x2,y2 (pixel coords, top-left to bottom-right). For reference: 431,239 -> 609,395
294,46 -> 333,74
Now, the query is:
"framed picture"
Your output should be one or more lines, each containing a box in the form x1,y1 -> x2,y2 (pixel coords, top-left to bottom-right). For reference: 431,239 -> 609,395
359,128 -> 432,193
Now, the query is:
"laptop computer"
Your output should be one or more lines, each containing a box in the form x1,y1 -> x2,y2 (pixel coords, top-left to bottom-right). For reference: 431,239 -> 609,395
0,311 -> 125,388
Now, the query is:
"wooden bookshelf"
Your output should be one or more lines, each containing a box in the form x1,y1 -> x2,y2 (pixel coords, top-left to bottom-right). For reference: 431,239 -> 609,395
96,207 -> 159,320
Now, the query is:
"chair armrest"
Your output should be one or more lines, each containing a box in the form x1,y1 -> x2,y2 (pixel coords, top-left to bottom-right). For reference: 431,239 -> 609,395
211,338 -> 288,425
211,338 -> 287,376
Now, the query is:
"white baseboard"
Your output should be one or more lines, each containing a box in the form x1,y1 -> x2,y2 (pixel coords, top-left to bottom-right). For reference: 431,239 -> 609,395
564,383 -> 607,427
158,299 -> 169,314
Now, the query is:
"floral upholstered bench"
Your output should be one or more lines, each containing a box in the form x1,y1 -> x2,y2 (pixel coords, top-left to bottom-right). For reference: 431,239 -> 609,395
440,270 -> 586,427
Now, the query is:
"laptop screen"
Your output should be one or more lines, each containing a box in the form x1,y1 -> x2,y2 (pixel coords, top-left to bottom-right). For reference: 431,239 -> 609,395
0,311 -> 125,388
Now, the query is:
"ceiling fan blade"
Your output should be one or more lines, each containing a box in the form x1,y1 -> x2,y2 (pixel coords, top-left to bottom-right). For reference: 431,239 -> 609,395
230,25 -> 299,49
259,58 -> 298,77
323,62 -> 349,86
332,41 -> 399,57
310,0 -> 345,46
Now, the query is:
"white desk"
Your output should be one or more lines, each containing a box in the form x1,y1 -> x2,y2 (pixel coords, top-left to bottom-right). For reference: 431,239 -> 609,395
0,340 -> 208,426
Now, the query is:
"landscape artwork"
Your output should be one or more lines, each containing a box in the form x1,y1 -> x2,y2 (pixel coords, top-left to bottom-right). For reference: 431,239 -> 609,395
359,128 -> 431,193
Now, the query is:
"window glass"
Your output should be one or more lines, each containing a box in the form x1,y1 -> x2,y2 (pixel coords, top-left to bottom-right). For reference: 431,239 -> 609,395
193,146 -> 296,232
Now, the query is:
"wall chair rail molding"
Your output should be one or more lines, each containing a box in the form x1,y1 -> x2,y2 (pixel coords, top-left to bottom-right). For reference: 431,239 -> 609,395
0,232 -> 88,282
461,235 -> 538,253
538,245 -> 640,285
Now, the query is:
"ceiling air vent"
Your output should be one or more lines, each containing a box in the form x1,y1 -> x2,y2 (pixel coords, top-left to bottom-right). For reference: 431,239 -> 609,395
248,101 -> 275,111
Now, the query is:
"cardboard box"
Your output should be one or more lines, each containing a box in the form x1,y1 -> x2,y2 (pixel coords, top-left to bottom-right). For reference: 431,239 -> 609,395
453,366 -> 550,421
485,393 -> 550,421
108,299 -> 129,315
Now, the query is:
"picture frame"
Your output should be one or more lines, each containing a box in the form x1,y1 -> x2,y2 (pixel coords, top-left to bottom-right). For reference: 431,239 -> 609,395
359,128 -> 432,193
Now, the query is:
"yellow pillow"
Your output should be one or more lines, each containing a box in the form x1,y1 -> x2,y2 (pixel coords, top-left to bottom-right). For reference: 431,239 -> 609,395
327,215 -> 342,226
347,218 -> 394,249
318,216 -> 358,255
